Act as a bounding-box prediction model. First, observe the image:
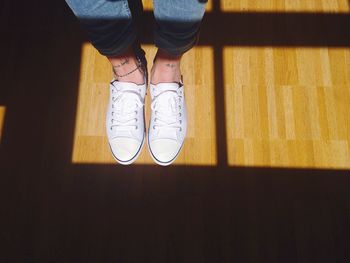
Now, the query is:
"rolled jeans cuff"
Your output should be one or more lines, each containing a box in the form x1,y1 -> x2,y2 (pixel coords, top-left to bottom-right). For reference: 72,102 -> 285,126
154,24 -> 201,56
80,20 -> 138,57
95,29 -> 137,57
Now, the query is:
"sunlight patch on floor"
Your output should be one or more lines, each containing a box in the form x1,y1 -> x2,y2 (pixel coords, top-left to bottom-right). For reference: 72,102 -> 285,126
223,46 -> 350,169
72,44 -> 217,165
220,0 -> 349,13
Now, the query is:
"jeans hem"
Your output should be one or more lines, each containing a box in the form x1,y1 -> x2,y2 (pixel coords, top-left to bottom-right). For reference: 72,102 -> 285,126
96,29 -> 138,57
154,30 -> 200,56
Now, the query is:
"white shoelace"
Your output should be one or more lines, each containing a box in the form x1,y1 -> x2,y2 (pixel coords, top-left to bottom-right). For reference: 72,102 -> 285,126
151,90 -> 182,131
110,86 -> 144,131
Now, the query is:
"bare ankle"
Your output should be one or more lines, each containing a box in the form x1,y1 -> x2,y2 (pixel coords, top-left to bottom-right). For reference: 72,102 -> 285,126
151,49 -> 182,84
108,48 -> 145,85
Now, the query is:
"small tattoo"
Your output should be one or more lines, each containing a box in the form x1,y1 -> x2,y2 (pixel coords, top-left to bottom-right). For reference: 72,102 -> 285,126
166,63 -> 176,68
113,58 -> 129,68
121,58 -> 129,65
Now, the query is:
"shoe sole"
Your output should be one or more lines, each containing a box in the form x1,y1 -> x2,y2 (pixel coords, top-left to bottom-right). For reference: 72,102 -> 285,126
109,133 -> 145,165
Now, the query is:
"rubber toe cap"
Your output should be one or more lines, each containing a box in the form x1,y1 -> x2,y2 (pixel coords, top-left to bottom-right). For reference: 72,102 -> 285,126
149,139 -> 181,165
110,137 -> 141,164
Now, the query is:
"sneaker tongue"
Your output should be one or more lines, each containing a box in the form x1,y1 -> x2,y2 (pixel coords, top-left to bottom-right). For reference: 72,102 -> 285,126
114,81 -> 139,90
150,82 -> 179,97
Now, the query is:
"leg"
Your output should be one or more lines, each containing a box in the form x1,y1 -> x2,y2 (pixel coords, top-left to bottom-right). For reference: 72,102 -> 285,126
65,0 -> 147,165
153,0 -> 207,56
148,0 -> 207,165
151,0 -> 207,83
65,0 -> 144,84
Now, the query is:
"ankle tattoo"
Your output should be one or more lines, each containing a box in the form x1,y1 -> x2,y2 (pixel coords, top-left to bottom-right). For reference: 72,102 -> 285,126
166,63 -> 177,69
113,58 -> 130,69
112,57 -> 144,79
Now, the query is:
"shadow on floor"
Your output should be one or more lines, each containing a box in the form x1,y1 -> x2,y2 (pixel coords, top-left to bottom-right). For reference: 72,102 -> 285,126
0,0 -> 349,262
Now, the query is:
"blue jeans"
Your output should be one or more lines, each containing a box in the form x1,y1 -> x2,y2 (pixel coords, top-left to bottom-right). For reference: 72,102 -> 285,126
65,0 -> 207,56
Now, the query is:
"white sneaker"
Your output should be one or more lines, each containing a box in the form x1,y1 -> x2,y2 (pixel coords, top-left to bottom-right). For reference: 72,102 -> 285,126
106,79 -> 146,165
148,81 -> 187,166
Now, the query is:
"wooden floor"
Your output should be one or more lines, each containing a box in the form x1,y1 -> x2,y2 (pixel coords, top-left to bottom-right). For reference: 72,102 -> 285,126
1,0 -> 350,262
73,0 -> 350,168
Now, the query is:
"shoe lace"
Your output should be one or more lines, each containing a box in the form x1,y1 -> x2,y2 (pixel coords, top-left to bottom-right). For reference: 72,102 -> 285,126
151,90 -> 182,131
110,86 -> 143,131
